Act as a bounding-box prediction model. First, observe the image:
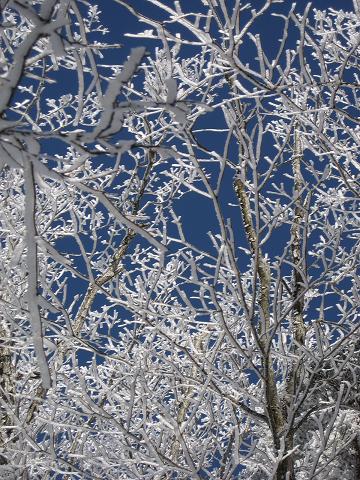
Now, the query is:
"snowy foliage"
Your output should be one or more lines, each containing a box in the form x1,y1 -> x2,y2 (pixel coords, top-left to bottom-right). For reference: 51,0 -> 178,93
0,0 -> 359,479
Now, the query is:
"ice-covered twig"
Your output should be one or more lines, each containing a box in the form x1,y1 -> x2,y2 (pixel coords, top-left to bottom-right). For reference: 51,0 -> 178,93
23,158 -> 51,390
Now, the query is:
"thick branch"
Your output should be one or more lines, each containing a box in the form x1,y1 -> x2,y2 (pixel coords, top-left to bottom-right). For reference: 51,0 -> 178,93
290,128 -> 306,346
234,178 -> 284,450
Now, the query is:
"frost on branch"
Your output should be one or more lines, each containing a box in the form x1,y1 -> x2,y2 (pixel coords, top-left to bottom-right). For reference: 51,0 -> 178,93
0,0 -> 359,478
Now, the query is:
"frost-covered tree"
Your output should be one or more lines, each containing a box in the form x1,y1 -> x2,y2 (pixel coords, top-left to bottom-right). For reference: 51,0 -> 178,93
0,0 -> 359,479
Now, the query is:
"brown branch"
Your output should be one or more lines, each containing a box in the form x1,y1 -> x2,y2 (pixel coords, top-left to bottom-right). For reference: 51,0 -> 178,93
290,127 -> 306,347
234,178 -> 285,452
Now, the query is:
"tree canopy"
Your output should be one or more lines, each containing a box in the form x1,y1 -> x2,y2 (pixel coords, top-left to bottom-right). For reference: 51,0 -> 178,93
0,1 -> 359,478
